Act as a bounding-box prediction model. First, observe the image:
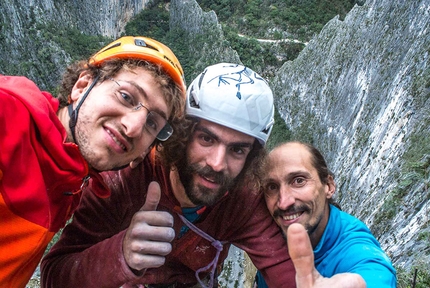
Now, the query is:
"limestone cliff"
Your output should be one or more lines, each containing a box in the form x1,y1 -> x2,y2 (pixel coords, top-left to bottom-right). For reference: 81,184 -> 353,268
1,0 -> 429,285
169,0 -> 241,79
0,0 -> 149,90
1,0 -> 146,39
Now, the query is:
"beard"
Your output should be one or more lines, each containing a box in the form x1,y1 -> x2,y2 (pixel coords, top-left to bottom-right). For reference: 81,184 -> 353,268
75,118 -> 101,169
176,157 -> 237,206
75,115 -> 127,172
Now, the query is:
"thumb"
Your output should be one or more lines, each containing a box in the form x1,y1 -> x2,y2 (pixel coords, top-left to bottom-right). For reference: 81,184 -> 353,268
140,181 -> 161,211
287,223 -> 315,286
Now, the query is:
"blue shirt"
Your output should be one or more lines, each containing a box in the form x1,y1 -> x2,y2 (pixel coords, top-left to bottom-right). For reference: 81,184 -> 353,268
255,205 -> 396,287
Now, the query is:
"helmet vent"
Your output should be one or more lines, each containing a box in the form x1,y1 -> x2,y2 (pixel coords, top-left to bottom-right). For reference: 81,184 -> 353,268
261,127 -> 271,135
134,38 -> 159,52
188,86 -> 200,108
198,70 -> 207,88
134,39 -> 147,47
99,42 -> 121,55
261,117 -> 274,134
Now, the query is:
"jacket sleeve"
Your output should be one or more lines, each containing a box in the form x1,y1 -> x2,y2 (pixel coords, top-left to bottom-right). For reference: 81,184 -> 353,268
40,169 -> 144,288
227,188 -> 296,288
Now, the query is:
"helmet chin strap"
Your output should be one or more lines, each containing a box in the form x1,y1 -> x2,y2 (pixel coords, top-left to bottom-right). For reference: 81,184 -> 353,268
68,75 -> 100,143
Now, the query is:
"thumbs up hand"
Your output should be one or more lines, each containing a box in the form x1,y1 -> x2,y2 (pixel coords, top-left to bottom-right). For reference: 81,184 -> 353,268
287,223 -> 366,288
123,181 -> 175,272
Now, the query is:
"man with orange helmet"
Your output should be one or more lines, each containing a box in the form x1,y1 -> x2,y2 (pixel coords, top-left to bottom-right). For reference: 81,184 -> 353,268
0,36 -> 186,287
41,63 -> 296,287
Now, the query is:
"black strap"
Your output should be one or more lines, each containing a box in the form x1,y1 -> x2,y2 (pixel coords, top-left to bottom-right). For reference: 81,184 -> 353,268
68,75 -> 100,142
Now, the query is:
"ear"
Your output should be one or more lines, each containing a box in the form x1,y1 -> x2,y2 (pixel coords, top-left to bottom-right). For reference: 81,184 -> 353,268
325,175 -> 336,199
69,71 -> 93,103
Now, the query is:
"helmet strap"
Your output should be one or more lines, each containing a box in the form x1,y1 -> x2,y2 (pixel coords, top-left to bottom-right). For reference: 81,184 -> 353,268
68,74 -> 100,143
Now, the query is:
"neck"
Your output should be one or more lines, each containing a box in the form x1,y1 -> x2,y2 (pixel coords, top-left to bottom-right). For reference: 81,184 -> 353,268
169,168 -> 197,208
309,203 -> 331,248
57,106 -> 75,143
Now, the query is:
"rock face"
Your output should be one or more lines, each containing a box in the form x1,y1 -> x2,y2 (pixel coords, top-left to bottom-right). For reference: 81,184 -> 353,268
273,0 -> 430,269
0,0 -> 146,38
169,0 -> 241,80
0,0 -> 149,90
1,0 -> 429,285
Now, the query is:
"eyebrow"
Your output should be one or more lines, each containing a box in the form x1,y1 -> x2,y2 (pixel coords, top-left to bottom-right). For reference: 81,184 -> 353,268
195,126 -> 254,149
288,171 -> 312,179
265,170 -> 312,183
116,79 -> 168,119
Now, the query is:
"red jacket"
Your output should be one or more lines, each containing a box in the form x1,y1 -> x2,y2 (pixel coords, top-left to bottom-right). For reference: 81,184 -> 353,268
41,153 -> 296,287
0,75 -> 89,287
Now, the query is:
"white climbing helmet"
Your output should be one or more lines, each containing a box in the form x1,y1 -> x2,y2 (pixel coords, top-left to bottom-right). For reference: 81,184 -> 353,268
186,63 -> 275,146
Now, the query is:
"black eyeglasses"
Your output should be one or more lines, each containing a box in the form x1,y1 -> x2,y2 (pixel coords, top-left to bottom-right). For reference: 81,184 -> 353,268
109,78 -> 173,141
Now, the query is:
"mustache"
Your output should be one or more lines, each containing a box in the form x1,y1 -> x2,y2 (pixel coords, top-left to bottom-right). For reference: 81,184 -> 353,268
189,163 -> 230,186
273,205 -> 310,218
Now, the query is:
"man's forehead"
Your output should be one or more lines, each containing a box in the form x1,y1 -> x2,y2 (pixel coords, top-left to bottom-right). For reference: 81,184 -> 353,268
267,143 -> 313,171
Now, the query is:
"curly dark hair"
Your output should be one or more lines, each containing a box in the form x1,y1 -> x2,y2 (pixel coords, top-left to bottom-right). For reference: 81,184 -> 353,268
235,140 -> 267,192
57,58 -> 186,151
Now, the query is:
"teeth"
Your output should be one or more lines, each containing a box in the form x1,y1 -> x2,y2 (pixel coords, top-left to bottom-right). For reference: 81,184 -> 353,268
283,213 -> 301,221
108,130 -> 126,151
203,176 -> 215,183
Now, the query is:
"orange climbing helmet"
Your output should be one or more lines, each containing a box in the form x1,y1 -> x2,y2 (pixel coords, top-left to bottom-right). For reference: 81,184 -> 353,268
89,36 -> 186,93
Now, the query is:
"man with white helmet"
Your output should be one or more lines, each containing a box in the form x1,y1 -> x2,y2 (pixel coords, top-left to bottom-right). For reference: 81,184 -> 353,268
41,63 -> 296,288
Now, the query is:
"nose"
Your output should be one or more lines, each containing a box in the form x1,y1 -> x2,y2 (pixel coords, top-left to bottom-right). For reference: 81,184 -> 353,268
277,185 -> 295,210
206,145 -> 228,172
121,109 -> 148,138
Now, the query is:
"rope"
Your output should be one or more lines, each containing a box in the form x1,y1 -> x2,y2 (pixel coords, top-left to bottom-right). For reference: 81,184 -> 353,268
178,214 -> 226,288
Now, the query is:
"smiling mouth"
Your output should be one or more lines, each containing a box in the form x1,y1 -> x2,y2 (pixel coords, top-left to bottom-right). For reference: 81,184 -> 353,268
282,212 -> 302,221
106,129 -> 127,151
